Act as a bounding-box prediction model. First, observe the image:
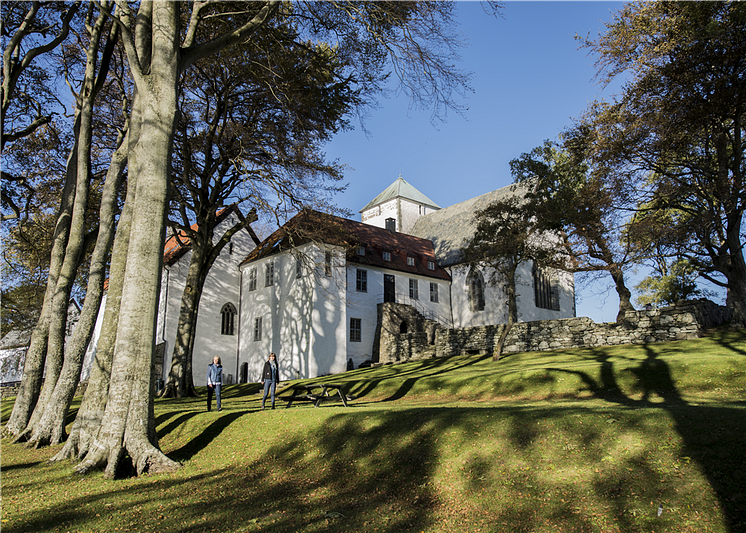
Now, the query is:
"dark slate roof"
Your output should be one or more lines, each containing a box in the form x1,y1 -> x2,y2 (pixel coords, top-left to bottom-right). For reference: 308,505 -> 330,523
240,209 -> 451,281
360,176 -> 441,213
411,183 -> 526,267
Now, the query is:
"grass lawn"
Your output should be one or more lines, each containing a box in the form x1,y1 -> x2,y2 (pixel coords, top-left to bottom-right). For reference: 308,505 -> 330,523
2,328 -> 745,533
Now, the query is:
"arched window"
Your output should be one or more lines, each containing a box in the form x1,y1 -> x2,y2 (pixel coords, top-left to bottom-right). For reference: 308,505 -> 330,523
467,268 -> 485,312
533,265 -> 560,311
221,303 -> 237,336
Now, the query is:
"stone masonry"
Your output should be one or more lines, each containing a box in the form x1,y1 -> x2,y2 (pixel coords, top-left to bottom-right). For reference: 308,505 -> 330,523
377,299 -> 732,364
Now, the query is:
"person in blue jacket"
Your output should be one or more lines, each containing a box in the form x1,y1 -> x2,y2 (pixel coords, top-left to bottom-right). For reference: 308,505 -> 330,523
261,352 -> 280,410
207,356 -> 223,412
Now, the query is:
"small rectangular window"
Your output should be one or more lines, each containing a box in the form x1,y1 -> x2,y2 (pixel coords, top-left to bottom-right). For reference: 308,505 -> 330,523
265,262 -> 274,286
296,256 -> 303,278
356,246 -> 366,256
427,260 -> 435,271
430,282 -> 439,303
249,268 -> 257,291
409,279 -> 419,300
383,251 -> 391,261
325,251 -> 332,277
407,256 -> 415,266
356,269 -> 367,292
350,318 -> 361,342
254,317 -> 262,341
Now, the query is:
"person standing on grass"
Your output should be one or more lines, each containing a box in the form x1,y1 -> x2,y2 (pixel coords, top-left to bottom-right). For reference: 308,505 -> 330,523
261,352 -> 280,410
207,356 -> 223,412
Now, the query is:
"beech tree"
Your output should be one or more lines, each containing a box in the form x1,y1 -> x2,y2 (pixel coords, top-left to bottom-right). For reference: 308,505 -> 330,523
1,1 -> 80,222
6,2 -> 126,445
579,1 -> 746,326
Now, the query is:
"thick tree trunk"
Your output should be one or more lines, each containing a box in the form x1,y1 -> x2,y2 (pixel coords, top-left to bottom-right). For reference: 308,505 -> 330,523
29,125 -> 127,448
3,122 -> 79,438
20,7 -> 114,442
23,150 -> 90,438
494,267 -> 518,361
75,1 -> 180,476
721,217 -> 746,328
610,265 -> 635,323
54,144 -> 136,462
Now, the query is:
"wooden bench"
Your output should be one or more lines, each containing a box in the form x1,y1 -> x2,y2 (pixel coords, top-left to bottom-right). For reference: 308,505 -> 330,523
282,382 -> 353,408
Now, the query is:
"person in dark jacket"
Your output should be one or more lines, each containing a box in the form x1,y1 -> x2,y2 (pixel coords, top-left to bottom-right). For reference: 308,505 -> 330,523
207,356 -> 223,412
261,352 -> 279,410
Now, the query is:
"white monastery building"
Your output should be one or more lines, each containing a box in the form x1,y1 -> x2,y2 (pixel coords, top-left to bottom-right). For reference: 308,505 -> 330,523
80,176 -> 576,387
235,176 -> 575,383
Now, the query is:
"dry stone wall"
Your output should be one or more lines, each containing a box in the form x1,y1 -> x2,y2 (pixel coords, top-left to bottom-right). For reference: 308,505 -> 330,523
379,299 -> 731,363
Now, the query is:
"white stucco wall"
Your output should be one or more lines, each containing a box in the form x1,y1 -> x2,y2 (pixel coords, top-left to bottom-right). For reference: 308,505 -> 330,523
239,243 -> 349,382
450,261 -> 575,328
155,213 -> 256,386
79,293 -> 107,381
346,263 -> 452,366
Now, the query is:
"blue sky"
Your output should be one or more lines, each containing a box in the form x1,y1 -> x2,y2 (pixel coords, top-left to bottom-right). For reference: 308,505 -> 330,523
325,1 -> 628,323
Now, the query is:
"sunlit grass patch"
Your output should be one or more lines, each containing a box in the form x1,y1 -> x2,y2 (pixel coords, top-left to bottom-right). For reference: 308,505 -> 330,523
2,328 -> 744,532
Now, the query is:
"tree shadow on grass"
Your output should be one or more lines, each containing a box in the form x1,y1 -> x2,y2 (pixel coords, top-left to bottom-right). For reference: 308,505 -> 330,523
0,460 -> 43,472
545,342 -> 746,533
156,411 -> 199,440
381,353 -> 491,402
168,411 -> 247,463
5,400 -> 744,533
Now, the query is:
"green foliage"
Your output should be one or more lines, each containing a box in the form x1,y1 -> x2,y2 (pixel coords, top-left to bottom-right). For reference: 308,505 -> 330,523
634,258 -> 709,308
578,1 -> 746,324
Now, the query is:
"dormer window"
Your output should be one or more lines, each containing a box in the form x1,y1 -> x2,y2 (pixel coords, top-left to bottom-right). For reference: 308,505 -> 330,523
427,260 -> 435,270
356,246 -> 366,256
407,256 -> 415,267
383,251 -> 391,261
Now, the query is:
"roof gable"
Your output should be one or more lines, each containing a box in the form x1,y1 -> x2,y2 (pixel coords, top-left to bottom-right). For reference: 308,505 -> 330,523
163,205 -> 247,266
359,176 -> 440,213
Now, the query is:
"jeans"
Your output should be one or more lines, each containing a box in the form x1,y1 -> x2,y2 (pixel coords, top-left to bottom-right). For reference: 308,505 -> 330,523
262,379 -> 277,408
207,384 -> 221,411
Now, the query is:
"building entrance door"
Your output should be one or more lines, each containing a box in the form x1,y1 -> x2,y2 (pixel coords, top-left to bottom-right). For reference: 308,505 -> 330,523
384,274 -> 396,303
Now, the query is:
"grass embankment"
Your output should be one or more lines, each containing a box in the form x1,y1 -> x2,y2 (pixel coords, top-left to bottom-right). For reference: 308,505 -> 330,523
2,329 -> 745,533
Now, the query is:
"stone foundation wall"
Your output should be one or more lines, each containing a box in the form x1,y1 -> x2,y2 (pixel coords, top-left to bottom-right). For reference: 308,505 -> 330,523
383,299 -> 731,363
376,302 -> 441,363
1,383 -> 21,399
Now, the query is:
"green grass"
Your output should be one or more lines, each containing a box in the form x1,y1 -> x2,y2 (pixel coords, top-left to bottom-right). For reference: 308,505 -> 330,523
2,329 -> 745,533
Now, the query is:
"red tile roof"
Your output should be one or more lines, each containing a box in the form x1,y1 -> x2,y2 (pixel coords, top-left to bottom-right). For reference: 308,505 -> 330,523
240,209 -> 451,281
